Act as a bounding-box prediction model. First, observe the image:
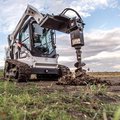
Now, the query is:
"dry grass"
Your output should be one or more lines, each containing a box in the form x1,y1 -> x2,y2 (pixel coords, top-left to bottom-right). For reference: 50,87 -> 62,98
88,72 -> 120,78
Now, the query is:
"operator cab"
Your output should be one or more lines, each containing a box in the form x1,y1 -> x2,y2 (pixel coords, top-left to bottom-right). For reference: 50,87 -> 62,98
32,23 -> 55,57
19,19 -> 56,58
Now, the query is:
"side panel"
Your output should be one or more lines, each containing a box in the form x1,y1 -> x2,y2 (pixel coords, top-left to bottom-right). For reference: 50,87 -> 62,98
18,56 -> 59,75
18,56 -> 58,69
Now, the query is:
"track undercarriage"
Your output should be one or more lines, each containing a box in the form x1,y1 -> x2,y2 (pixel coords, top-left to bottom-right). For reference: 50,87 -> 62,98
4,59 -> 71,82
4,59 -> 31,82
3,59 -> 111,85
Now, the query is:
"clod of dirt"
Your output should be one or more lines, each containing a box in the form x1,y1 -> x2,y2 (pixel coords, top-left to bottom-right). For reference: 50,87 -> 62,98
57,73 -> 111,85
0,77 -> 6,81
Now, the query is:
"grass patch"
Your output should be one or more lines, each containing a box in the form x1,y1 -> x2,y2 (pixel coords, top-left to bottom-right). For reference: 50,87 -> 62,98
0,70 -> 3,78
0,71 -> 119,119
0,81 -> 118,120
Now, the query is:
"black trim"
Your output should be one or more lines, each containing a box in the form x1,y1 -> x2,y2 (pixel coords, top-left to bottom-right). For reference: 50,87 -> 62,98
31,67 -> 59,75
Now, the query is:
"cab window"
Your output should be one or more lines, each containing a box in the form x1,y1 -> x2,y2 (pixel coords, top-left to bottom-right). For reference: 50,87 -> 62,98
32,23 -> 54,55
21,25 -> 30,50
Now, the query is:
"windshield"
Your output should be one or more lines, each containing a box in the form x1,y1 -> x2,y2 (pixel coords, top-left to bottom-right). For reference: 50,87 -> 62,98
32,23 -> 54,55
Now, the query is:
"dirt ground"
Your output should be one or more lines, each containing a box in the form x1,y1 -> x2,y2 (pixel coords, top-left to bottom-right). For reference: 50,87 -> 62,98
1,72 -> 120,92
16,76 -> 120,93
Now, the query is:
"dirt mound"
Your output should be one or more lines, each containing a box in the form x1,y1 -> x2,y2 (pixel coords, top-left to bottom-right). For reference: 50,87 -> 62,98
57,73 -> 111,85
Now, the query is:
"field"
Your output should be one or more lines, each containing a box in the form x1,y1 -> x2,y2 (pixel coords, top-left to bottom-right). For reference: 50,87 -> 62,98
0,70 -> 120,120
88,72 -> 120,78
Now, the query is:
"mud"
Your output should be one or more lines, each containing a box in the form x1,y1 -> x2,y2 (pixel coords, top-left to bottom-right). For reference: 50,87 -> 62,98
57,73 -> 111,85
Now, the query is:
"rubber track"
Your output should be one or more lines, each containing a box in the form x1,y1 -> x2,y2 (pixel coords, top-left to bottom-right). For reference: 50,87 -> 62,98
6,59 -> 31,82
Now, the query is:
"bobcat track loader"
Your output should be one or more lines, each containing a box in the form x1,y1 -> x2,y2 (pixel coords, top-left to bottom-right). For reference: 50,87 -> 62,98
4,5 -> 85,82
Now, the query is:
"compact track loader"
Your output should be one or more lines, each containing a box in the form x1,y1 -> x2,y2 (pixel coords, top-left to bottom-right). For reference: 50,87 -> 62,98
4,5 -> 85,82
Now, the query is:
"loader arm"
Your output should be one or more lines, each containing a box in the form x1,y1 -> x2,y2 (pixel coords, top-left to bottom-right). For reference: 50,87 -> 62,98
10,5 -> 84,42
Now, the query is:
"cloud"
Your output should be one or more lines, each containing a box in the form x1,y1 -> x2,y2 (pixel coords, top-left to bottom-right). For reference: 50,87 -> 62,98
114,45 -> 120,50
56,27 -> 120,71
58,56 -> 75,62
83,28 -> 120,56
0,0 -> 117,34
82,28 -> 120,71
113,65 -> 120,69
69,0 -> 108,17
84,51 -> 120,61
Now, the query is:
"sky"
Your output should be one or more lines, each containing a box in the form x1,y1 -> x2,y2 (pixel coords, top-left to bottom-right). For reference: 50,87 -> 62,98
0,0 -> 120,71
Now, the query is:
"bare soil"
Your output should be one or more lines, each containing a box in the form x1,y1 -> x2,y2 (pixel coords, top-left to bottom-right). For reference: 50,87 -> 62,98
1,72 -> 120,92
17,77 -> 120,93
